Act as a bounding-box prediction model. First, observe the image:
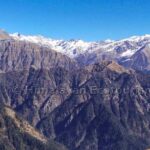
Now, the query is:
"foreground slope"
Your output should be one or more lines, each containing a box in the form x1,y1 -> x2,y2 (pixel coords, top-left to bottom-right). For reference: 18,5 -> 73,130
0,102 -> 67,150
37,61 -> 150,150
0,61 -> 150,150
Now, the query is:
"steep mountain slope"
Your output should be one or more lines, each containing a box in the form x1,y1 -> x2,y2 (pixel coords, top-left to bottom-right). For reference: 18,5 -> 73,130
0,61 -> 150,150
36,62 -> 150,150
0,40 -> 78,72
0,102 -> 67,150
10,33 -> 96,58
10,32 -> 150,71
0,30 -> 150,150
0,67 -> 72,126
10,33 -> 150,59
121,44 -> 150,71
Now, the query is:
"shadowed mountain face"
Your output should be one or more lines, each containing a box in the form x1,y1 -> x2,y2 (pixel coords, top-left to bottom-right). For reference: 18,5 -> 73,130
3,31 -> 150,72
120,44 -> 150,71
0,61 -> 150,150
9,32 -> 150,72
0,40 -> 78,72
0,102 -> 67,150
0,36 -> 150,150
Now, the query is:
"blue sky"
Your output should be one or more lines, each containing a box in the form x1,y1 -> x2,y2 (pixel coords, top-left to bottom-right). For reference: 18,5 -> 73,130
0,0 -> 150,41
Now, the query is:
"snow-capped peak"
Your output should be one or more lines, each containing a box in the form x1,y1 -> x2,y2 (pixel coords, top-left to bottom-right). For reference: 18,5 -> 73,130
120,34 -> 150,42
10,33 -> 95,57
10,33 -> 63,45
9,33 -> 150,58
104,39 -> 115,43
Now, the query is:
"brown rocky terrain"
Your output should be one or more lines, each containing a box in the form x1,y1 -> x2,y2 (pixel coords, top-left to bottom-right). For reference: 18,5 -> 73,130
0,102 -> 67,150
0,34 -> 150,150
0,40 -> 78,72
0,60 -> 150,150
121,44 -> 150,71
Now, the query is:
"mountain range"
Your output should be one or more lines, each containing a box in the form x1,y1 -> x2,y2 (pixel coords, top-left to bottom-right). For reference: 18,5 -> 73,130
0,29 -> 150,150
10,32 -> 150,71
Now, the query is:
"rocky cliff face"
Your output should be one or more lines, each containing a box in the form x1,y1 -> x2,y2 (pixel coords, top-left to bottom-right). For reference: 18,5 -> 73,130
0,60 -> 150,150
36,62 -> 150,150
0,40 -> 78,72
0,33 -> 150,150
0,102 -> 67,150
10,32 -> 150,72
120,44 -> 150,71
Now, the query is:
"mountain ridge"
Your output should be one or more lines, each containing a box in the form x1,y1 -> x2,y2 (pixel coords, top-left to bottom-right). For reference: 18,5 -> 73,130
0,60 -> 150,150
0,30 -> 150,150
7,32 -> 150,71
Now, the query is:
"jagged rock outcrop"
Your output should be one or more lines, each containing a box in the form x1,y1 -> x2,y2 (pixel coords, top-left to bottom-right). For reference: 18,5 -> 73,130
10,32 -> 150,72
0,40 -> 78,72
36,62 -> 150,150
0,60 -> 150,150
121,44 -> 150,71
0,32 -> 150,150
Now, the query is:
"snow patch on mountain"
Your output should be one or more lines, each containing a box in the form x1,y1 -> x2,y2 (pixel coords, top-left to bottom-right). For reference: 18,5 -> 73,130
10,33 -> 150,59
10,33 -> 96,57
